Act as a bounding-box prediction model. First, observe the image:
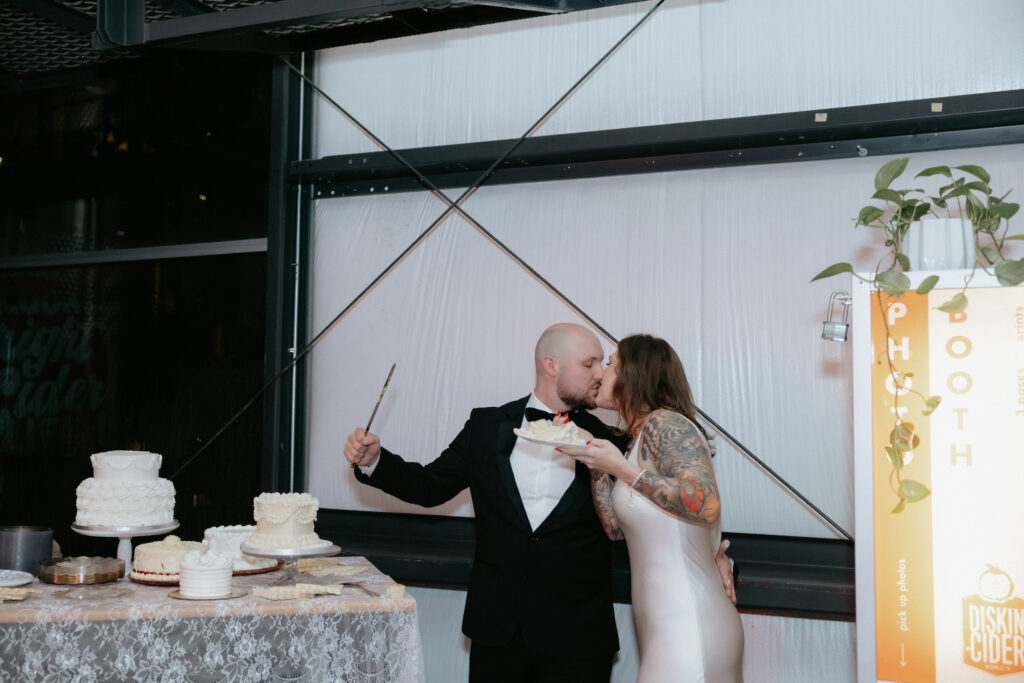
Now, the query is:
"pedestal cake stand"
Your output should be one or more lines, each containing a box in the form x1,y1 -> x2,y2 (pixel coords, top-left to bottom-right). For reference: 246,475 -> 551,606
239,541 -> 341,583
71,521 -> 179,576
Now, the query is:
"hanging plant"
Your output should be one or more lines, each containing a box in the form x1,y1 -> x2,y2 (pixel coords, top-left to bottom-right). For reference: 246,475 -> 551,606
812,157 -> 1021,513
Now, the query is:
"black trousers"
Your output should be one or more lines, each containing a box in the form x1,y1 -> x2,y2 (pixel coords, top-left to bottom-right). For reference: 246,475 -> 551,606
468,630 -> 614,683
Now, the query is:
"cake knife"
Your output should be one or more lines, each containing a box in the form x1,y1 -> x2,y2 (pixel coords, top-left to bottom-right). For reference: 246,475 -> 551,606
351,362 -> 396,470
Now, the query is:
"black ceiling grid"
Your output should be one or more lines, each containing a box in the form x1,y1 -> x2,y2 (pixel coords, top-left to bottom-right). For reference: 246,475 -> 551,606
1,0 -> 647,92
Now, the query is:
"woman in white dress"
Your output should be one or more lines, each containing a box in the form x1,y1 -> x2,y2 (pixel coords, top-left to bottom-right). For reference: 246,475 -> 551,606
561,334 -> 744,683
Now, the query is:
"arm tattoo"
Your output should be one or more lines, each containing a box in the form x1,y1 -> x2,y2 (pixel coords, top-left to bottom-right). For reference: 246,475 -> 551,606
590,469 -> 624,540
631,410 -> 721,524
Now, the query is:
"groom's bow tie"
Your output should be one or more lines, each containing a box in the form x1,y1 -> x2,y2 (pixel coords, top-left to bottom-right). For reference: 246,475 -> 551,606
524,407 -> 583,423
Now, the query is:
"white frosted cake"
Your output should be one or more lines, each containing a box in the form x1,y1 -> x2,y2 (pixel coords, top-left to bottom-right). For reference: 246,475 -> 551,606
179,550 -> 234,598
130,535 -> 206,583
75,451 -> 175,527
203,525 -> 276,572
246,492 -> 323,550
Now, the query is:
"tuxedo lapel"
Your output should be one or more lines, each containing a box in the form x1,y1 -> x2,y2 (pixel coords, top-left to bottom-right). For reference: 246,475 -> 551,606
495,396 -> 531,529
535,459 -> 589,534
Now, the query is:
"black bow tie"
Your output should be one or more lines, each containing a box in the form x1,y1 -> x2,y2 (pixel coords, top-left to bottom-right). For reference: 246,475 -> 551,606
524,407 -> 584,423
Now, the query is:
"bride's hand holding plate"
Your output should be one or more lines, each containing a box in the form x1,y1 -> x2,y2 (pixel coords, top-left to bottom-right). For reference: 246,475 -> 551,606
559,439 -> 631,479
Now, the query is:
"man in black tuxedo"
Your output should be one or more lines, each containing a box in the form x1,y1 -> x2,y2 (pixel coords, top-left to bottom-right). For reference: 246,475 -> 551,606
345,322 -> 623,682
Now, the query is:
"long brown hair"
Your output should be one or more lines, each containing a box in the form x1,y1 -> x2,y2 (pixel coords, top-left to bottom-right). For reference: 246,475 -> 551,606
612,334 -> 713,450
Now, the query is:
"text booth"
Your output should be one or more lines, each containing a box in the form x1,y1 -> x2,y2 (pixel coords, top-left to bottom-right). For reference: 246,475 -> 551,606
854,271 -> 1024,683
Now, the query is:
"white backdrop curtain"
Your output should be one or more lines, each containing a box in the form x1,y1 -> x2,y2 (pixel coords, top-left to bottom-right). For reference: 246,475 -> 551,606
304,0 -> 1024,679
307,147 -> 1024,537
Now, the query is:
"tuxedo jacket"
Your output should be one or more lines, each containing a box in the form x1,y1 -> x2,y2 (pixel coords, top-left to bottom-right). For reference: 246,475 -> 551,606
354,395 -> 621,657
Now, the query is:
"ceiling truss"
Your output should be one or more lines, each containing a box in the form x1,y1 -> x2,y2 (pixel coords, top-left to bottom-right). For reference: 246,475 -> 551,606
1,0 -> 646,91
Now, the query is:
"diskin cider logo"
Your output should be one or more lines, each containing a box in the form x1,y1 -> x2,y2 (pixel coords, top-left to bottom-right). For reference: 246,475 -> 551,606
963,565 -> 1024,675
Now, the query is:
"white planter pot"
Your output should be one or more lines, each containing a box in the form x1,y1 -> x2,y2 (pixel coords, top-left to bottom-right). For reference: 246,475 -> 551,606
903,218 -> 974,270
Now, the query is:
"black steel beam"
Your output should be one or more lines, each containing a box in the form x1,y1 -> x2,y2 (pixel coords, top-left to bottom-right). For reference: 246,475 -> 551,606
263,57 -> 308,492
148,0 -> 215,18
292,89 -> 1024,198
95,0 -> 146,49
91,0 -> 650,51
318,509 -> 855,618
251,5 -> 560,54
94,0 -> 429,48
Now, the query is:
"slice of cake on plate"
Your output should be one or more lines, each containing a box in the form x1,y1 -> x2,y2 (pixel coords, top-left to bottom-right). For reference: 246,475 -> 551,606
513,418 -> 586,445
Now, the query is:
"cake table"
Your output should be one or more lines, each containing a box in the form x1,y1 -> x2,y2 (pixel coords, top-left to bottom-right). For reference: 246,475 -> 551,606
71,521 -> 179,575
239,541 -> 341,583
0,555 -> 425,682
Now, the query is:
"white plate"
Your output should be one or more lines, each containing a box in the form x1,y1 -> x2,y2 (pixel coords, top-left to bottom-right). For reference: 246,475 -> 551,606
0,569 -> 35,587
168,586 -> 247,601
512,429 -> 587,448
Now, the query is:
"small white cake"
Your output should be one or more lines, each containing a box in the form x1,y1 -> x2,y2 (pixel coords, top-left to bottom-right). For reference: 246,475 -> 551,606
246,492 -> 323,550
75,451 -> 175,527
179,550 -> 233,598
203,525 -> 276,572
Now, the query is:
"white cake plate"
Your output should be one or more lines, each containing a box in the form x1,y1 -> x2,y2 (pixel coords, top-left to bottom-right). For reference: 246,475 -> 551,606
71,521 -> 179,576
239,542 -> 340,583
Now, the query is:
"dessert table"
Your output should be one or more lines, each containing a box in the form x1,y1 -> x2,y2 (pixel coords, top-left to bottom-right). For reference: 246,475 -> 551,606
0,556 -> 425,682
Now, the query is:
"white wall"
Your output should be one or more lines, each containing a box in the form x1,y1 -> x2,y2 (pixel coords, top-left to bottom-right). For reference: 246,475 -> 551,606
313,0 -> 1024,155
305,0 -> 1024,680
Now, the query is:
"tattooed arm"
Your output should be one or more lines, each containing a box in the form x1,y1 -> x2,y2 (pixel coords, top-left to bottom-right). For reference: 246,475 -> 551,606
590,469 -> 624,540
631,410 -> 721,524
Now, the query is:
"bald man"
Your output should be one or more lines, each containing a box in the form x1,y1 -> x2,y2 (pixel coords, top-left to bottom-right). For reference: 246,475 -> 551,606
345,323 -> 623,682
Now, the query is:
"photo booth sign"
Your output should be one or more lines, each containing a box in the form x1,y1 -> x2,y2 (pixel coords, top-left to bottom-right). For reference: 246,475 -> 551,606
854,272 -> 1024,683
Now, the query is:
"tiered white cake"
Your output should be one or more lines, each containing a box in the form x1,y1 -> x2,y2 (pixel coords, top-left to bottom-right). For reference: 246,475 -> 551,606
203,525 -> 276,572
246,492 -> 323,549
179,550 -> 234,598
75,451 -> 175,527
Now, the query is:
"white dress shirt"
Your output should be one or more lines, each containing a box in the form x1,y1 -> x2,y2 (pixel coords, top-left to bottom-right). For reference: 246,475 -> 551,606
510,394 -> 577,530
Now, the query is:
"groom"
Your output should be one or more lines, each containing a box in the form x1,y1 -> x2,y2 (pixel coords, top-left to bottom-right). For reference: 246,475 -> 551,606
344,322 -> 624,682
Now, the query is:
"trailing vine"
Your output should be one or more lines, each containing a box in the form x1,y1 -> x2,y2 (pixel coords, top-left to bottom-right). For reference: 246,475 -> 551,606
812,157 -> 1020,513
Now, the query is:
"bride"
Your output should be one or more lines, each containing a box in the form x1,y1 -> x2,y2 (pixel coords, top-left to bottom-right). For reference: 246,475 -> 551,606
561,334 -> 744,682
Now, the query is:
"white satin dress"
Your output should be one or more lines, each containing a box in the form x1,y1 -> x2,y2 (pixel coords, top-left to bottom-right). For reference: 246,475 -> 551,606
614,443 -> 744,683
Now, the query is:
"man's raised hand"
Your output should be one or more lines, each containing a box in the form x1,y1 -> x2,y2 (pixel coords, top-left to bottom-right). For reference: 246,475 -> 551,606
344,428 -> 381,468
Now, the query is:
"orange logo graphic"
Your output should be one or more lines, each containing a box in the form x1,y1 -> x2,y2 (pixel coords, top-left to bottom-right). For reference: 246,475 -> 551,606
963,565 -> 1024,675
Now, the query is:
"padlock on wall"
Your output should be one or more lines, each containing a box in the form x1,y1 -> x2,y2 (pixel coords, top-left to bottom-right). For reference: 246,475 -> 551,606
821,290 -> 851,342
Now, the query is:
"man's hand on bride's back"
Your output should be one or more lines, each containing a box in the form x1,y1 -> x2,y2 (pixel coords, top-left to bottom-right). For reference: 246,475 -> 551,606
715,540 -> 737,605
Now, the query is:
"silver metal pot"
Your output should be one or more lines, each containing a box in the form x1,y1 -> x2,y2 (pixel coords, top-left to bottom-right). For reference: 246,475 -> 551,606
0,525 -> 54,575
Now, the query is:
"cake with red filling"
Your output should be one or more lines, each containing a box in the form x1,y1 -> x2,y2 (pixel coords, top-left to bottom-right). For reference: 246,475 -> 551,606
130,535 -> 206,583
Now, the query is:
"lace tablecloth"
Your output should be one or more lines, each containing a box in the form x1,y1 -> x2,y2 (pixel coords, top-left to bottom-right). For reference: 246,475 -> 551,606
0,556 -> 425,683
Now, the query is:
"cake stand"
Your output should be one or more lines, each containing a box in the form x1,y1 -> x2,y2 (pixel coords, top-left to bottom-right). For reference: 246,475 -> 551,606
71,521 -> 179,576
239,541 -> 340,583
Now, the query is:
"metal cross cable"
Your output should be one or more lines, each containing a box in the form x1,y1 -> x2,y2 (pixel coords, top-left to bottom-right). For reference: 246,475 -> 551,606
171,4 -> 855,542
280,35 -> 854,542
171,0 -> 666,481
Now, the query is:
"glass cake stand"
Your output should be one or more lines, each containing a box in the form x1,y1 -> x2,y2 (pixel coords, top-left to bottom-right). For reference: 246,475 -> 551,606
71,521 -> 179,576
239,541 -> 341,583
